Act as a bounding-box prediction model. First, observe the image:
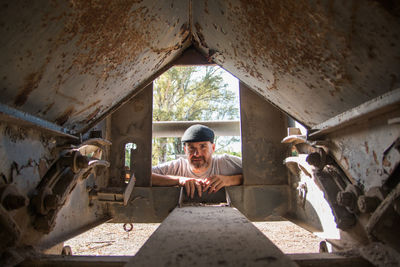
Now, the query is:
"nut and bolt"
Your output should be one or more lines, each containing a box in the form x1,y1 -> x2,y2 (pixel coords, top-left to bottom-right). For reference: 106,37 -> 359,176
357,195 -> 381,213
306,152 -> 325,169
62,245 -> 73,256
2,194 -> 28,210
335,215 -> 356,230
34,216 -> 53,233
337,191 -> 356,207
44,194 -> 59,211
319,241 -> 328,253
76,155 -> 89,169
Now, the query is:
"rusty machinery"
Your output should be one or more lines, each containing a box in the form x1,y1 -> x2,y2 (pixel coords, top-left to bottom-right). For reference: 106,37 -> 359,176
0,0 -> 400,266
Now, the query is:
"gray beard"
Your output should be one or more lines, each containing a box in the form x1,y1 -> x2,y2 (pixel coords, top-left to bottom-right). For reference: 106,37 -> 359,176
190,157 -> 210,170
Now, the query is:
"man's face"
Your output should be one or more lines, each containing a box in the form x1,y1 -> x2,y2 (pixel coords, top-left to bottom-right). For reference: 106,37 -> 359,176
184,141 -> 215,171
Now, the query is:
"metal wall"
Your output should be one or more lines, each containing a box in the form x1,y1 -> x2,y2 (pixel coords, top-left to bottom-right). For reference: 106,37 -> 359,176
0,0 -> 190,132
0,0 -> 400,263
192,0 -> 400,127
1,0 -> 399,132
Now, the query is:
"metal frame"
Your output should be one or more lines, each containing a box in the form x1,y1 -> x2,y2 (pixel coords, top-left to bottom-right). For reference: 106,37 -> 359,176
0,103 -> 78,139
310,88 -> 400,138
127,206 -> 297,266
19,253 -> 373,267
153,120 -> 240,137
240,81 -> 288,185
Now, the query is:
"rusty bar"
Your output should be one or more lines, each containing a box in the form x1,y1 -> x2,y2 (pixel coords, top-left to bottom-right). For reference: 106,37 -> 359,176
310,88 -> 400,138
19,255 -> 129,267
0,103 -> 78,139
19,253 -> 373,267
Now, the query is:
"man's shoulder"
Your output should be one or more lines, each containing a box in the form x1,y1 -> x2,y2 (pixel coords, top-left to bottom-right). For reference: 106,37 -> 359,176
212,153 -> 242,175
152,157 -> 189,176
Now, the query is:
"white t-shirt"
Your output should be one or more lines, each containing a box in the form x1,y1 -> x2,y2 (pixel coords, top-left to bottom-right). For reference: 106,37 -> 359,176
152,154 -> 242,179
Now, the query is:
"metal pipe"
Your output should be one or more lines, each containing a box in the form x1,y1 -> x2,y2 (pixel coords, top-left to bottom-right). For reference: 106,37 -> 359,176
152,120 -> 241,137
0,103 -> 78,139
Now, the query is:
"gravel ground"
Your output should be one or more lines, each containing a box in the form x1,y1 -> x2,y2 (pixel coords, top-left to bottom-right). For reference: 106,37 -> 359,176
64,220 -> 323,256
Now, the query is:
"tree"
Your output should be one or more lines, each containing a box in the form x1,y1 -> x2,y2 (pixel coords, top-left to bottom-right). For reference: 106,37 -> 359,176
152,66 -> 240,166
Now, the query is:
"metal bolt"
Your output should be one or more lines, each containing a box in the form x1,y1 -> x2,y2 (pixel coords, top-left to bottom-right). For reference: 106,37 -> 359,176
337,191 -> 356,207
62,245 -> 72,256
76,155 -> 89,169
357,195 -> 381,213
34,216 -> 52,233
319,241 -> 328,253
306,152 -> 321,164
2,194 -> 28,210
306,152 -> 322,168
89,130 -> 102,139
44,194 -> 59,211
336,215 -> 356,230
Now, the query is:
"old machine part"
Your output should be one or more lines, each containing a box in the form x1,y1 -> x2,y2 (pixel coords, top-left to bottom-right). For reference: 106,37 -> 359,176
178,187 -> 231,208
1,0 -> 400,266
30,139 -> 112,233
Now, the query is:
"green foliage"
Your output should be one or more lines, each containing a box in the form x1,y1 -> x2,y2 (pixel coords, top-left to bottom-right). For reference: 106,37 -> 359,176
214,136 -> 242,157
124,143 -> 136,169
152,66 -> 240,166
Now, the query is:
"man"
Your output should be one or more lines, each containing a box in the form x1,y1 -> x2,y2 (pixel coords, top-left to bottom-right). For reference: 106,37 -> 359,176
152,124 -> 243,198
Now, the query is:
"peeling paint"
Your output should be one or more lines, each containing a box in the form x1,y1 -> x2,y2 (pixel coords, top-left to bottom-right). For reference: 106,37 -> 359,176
373,151 -> 379,165
195,22 -> 208,48
74,100 -> 101,116
64,1 -> 154,73
365,141 -> 369,154
85,106 -> 102,123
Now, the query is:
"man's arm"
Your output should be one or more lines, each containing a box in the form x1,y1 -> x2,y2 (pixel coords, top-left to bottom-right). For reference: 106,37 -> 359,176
151,173 -> 203,198
151,173 -> 180,186
203,174 -> 243,193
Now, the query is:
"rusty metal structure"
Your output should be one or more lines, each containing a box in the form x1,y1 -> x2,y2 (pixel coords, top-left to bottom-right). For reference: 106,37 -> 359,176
0,0 -> 400,266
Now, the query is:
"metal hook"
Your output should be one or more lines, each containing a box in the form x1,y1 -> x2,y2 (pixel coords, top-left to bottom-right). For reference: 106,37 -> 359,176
123,223 -> 133,232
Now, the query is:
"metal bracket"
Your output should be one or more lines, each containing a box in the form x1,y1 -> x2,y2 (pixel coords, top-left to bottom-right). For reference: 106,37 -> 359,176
178,187 -> 231,207
0,103 -> 78,139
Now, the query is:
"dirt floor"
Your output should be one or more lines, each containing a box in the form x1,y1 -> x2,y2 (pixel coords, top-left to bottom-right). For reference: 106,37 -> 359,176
64,220 -> 323,256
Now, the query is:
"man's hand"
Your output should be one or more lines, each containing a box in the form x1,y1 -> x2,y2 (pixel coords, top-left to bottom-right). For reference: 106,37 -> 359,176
179,177 -> 204,199
203,174 -> 243,193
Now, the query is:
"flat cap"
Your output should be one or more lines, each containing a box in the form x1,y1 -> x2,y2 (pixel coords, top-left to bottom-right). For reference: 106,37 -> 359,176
181,124 -> 215,143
